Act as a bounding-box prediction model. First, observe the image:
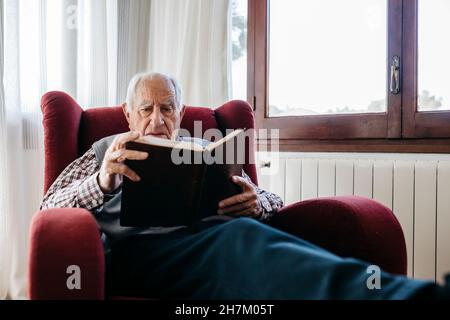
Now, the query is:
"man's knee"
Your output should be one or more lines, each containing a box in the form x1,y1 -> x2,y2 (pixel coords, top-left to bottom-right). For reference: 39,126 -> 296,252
216,217 -> 271,242
221,217 -> 261,231
216,217 -> 307,252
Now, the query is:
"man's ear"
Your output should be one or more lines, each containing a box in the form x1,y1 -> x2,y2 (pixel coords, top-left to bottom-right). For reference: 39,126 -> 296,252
180,104 -> 186,120
122,103 -> 131,125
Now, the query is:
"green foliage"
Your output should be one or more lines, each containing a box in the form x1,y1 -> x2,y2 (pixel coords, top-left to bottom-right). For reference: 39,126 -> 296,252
418,90 -> 443,110
232,4 -> 247,61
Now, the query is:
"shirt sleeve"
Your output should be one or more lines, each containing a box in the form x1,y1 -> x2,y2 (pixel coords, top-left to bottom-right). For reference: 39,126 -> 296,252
242,171 -> 284,222
40,148 -> 106,211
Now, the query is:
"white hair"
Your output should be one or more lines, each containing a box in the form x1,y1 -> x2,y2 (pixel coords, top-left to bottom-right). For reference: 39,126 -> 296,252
125,72 -> 183,112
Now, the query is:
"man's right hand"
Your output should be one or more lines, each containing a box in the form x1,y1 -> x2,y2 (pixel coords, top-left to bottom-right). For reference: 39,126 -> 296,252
98,131 -> 149,194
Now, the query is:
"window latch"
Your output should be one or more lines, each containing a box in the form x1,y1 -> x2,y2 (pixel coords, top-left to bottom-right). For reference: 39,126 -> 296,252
390,56 -> 400,95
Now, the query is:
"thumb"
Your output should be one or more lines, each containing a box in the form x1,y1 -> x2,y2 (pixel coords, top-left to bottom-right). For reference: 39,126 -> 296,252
231,175 -> 252,191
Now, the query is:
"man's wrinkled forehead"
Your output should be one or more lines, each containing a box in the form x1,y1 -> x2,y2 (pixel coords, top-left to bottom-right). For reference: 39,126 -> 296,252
135,77 -> 176,105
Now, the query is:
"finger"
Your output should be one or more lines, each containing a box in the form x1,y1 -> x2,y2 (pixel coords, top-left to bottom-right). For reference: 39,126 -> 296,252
231,175 -> 253,191
217,199 -> 253,215
109,149 -> 148,163
109,163 -> 141,181
113,131 -> 142,150
109,149 -> 148,162
218,191 -> 256,209
227,206 -> 259,218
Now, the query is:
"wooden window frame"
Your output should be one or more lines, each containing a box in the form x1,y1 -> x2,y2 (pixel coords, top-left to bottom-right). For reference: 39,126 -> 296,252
248,0 -> 450,153
402,0 -> 450,138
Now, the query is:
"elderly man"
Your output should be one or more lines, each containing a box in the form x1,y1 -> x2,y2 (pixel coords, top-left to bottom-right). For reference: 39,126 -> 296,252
41,72 -> 448,299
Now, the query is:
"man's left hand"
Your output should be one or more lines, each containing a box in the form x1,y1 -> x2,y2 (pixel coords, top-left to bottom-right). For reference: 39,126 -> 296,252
217,176 -> 262,218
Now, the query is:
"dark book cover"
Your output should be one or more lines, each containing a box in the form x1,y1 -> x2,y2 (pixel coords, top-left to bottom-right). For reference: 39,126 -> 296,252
120,131 -> 244,227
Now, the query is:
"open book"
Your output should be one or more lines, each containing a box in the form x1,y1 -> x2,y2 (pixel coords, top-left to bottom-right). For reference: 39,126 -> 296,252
120,129 -> 246,227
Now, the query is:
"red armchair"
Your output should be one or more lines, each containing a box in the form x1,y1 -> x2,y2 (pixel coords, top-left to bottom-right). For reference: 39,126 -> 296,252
28,91 -> 407,300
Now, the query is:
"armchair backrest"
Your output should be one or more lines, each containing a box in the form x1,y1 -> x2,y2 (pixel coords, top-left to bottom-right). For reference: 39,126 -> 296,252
41,91 -> 257,194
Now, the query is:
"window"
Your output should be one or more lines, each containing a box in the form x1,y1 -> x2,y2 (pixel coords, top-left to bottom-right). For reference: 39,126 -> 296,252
418,0 -> 450,112
231,0 -> 248,101
269,0 -> 387,117
246,0 -> 450,152
402,0 -> 450,139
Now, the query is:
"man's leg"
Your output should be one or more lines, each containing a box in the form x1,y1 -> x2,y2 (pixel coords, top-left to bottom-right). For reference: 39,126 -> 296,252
106,217 -> 441,299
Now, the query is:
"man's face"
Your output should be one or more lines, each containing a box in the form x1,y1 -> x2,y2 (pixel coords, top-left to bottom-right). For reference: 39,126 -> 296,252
123,77 -> 185,139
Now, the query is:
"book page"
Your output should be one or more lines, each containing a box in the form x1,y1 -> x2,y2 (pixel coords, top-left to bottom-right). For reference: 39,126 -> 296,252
135,135 -> 204,152
205,129 -> 245,152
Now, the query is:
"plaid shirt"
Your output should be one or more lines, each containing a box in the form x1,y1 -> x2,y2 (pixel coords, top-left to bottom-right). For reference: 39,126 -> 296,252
40,147 -> 283,222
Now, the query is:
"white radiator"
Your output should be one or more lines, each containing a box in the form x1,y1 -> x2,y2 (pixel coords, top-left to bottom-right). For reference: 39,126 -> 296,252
257,152 -> 450,283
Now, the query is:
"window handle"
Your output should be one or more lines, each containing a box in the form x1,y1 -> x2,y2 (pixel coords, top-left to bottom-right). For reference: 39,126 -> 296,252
260,161 -> 271,168
390,56 -> 400,95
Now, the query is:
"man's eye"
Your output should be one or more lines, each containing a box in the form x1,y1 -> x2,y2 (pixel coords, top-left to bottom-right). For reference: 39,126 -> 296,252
140,107 -> 152,116
162,106 -> 174,113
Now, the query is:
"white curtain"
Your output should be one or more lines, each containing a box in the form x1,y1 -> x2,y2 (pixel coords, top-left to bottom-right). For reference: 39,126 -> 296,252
0,0 -> 231,299
148,0 -> 231,108
0,0 -> 152,299
0,0 -> 9,300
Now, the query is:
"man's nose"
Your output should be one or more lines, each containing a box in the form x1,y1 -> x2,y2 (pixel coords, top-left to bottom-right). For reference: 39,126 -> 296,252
150,108 -> 164,126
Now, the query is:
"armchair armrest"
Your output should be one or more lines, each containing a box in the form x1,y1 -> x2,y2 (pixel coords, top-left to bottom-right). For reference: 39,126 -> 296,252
28,208 -> 105,300
267,196 -> 407,275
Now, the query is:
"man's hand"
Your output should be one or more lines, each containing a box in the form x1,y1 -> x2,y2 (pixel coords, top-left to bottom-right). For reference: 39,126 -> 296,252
98,131 -> 148,193
217,176 -> 262,218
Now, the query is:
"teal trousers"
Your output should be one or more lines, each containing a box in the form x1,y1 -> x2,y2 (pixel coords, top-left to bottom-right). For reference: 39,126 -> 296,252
106,217 -> 442,299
